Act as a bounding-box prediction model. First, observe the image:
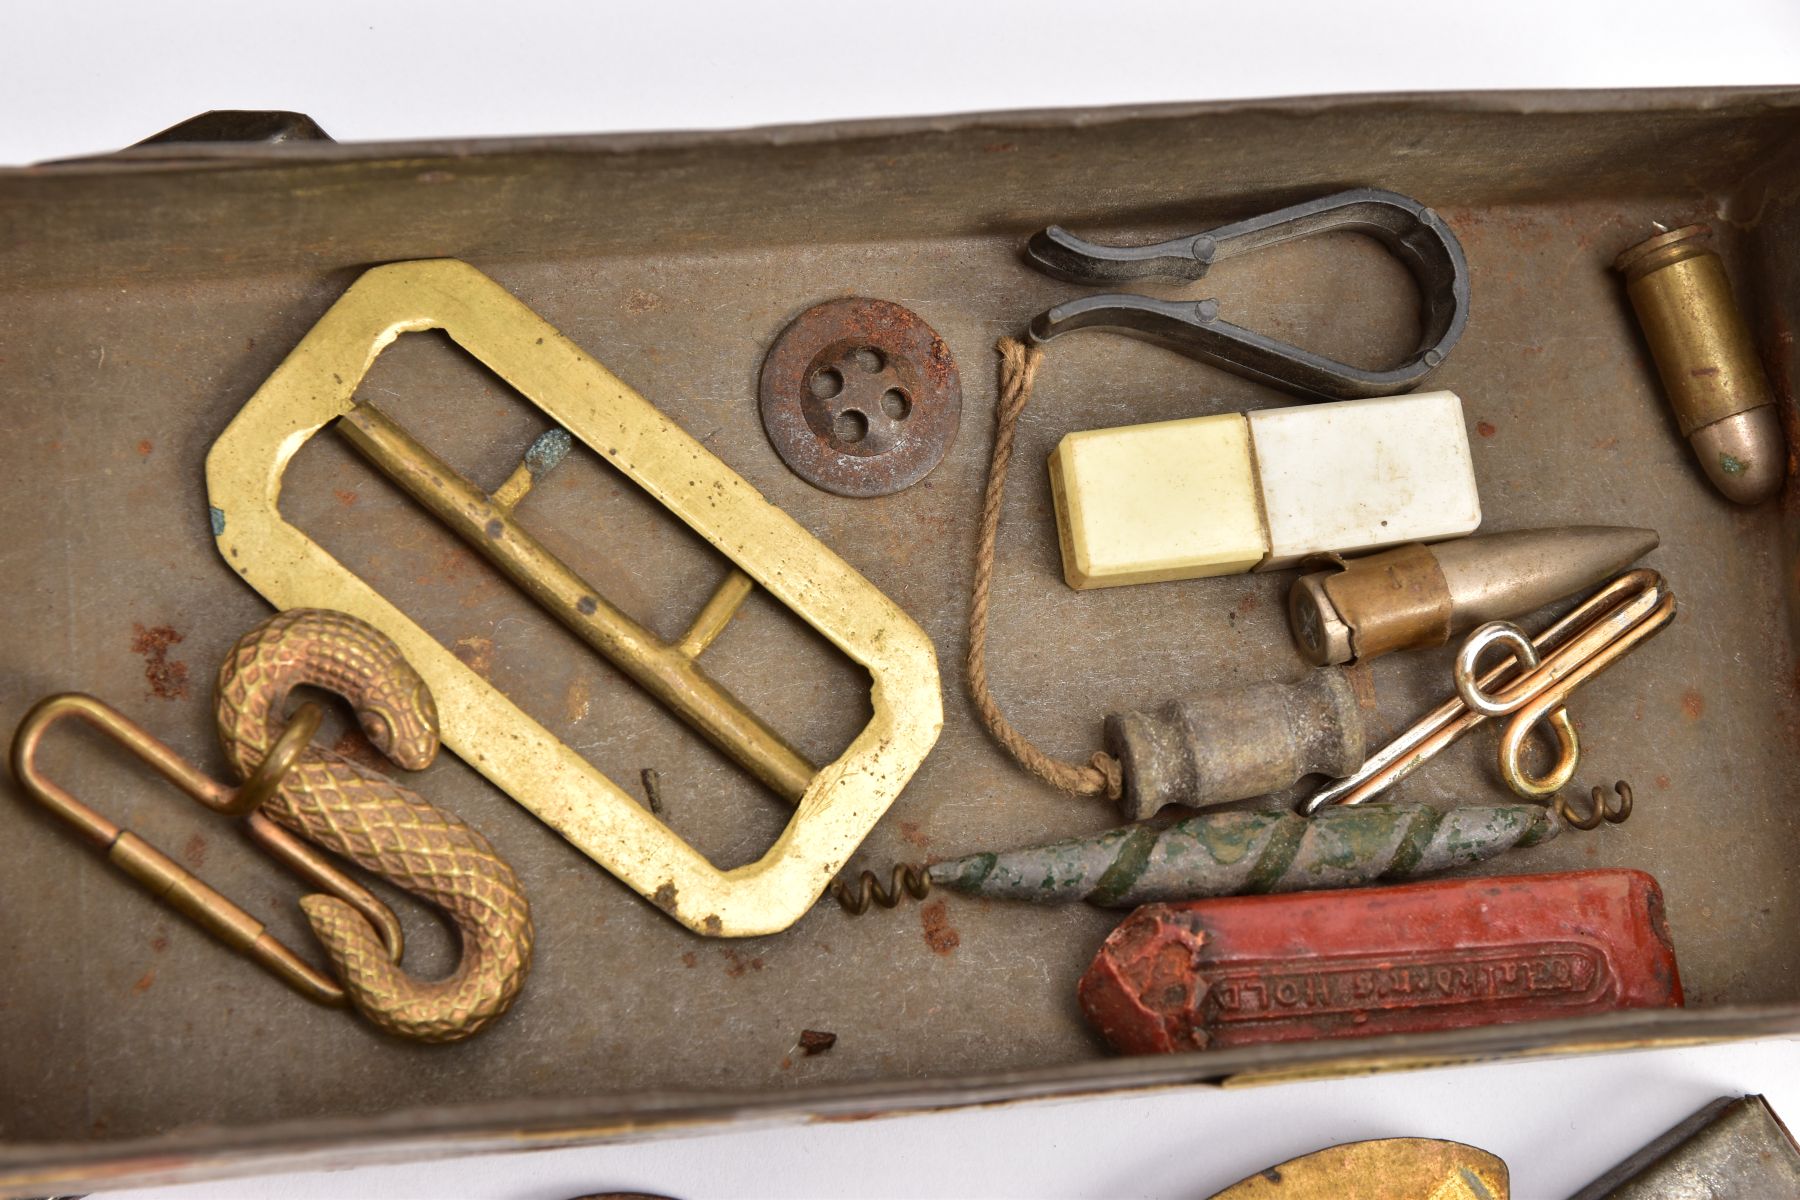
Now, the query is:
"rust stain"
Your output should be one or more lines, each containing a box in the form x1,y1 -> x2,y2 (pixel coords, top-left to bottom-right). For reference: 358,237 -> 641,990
452,634 -> 494,677
136,439 -> 153,456
1680,689 -> 1705,721
898,820 -> 930,849
414,545 -> 490,591
150,935 -> 169,953
131,969 -> 156,995
181,833 -> 207,870
332,488 -> 358,507
1593,435 -> 1619,451
1655,774 -> 1671,790
563,676 -> 593,723
681,951 -> 698,969
130,624 -> 190,700
1476,420 -> 1497,438
920,900 -> 960,956
623,289 -> 662,314
721,948 -> 765,978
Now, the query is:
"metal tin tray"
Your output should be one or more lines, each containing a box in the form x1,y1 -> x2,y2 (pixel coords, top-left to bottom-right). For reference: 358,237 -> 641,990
3,87 -> 1798,1195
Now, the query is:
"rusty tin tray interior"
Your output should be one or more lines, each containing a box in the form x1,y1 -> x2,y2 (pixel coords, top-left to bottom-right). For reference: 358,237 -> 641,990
3,88 -> 1800,1192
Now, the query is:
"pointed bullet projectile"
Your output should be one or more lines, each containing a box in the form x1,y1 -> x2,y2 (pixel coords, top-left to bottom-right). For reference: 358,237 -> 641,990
1288,526 -> 1659,665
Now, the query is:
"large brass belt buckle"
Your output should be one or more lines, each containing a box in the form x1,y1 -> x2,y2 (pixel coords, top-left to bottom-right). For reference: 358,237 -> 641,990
206,259 -> 943,936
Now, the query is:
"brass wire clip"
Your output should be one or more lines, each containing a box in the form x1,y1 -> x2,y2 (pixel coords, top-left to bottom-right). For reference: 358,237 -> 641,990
10,696 -> 404,1005
1302,569 -> 1676,812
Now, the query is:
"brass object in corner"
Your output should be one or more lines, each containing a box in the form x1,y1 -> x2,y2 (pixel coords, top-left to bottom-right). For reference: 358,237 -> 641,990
205,259 -> 943,938
1615,224 -> 1786,505
1205,1137 -> 1508,1199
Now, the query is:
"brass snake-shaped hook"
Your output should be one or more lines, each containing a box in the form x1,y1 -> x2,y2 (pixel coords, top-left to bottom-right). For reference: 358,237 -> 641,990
11,609 -> 533,1043
213,609 -> 534,1042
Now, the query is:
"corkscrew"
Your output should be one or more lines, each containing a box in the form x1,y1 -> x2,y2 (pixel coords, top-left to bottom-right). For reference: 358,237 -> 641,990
1556,780 -> 1633,831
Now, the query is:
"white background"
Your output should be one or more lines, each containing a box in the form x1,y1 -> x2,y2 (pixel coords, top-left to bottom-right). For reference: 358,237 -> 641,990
7,2 -> 1800,1197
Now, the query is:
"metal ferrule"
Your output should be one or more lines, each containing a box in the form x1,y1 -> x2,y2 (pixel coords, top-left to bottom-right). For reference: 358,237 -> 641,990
1289,544 -> 1453,666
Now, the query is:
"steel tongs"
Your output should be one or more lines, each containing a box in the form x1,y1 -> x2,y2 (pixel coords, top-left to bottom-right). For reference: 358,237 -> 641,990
1024,188 -> 1470,401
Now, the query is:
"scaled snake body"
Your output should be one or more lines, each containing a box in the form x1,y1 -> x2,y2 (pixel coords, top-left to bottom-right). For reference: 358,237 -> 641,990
215,608 -> 533,1042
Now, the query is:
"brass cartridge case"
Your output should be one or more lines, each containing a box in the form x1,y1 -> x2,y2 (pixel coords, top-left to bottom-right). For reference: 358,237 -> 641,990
1615,225 -> 1785,505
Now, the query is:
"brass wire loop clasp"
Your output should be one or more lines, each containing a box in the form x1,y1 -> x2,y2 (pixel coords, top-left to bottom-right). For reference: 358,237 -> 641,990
10,695 -> 402,1006
1304,569 -> 1676,812
1452,622 -> 1582,798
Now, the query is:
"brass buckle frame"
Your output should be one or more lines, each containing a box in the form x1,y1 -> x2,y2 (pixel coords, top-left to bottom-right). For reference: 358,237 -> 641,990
206,259 -> 942,936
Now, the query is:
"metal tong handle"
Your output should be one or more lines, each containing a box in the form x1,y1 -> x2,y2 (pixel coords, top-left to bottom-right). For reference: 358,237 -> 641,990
1025,188 -> 1470,401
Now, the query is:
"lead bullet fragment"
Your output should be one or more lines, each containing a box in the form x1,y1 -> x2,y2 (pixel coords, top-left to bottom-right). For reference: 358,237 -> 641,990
1288,526 -> 1660,666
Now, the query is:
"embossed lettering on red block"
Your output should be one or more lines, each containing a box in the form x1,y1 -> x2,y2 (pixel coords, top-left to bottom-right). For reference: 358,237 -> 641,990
1078,869 -> 1682,1055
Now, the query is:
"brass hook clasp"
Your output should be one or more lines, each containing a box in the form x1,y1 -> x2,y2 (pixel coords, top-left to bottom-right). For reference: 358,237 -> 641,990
1452,622 -> 1582,799
9,693 -> 404,1005
1305,569 -> 1676,812
1455,571 -> 1674,801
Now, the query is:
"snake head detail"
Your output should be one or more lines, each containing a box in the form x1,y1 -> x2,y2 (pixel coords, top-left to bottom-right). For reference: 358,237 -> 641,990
217,608 -> 445,777
358,675 -> 439,771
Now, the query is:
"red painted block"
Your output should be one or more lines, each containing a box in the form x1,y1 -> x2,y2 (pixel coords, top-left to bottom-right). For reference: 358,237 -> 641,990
1079,869 -> 1682,1055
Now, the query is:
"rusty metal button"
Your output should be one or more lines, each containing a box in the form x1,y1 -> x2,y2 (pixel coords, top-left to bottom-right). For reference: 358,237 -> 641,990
758,297 -> 961,497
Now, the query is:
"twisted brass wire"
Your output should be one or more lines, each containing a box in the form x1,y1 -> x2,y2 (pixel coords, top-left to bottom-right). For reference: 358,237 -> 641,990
832,864 -> 931,915
1556,780 -> 1634,830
